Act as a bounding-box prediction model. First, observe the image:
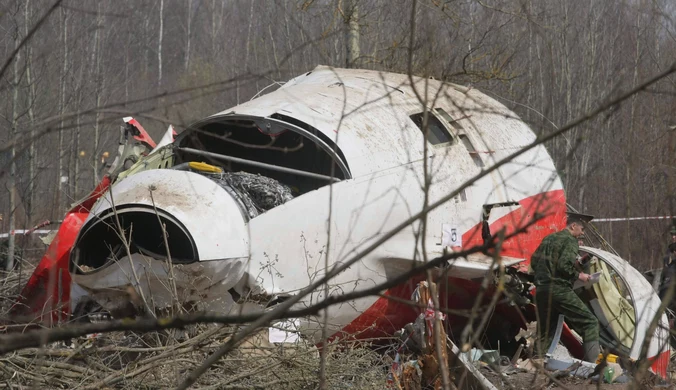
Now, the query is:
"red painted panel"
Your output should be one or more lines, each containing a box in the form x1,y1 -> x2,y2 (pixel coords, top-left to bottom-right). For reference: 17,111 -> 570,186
126,118 -> 156,149
328,276 -> 423,343
461,189 -> 567,272
10,176 -> 111,324
651,350 -> 669,378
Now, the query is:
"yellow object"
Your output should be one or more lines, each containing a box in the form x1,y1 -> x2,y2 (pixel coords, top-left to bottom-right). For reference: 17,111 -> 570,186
188,161 -> 222,173
596,353 -> 618,364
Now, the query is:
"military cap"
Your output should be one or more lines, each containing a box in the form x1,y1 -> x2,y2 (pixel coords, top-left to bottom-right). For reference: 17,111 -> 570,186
566,212 -> 594,225
670,226 -> 676,235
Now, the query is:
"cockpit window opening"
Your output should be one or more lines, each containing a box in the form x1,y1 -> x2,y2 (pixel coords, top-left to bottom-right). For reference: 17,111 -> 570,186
459,134 -> 485,168
435,107 -> 465,131
270,113 -> 350,174
409,112 -> 454,146
433,107 -> 485,168
174,115 -> 349,197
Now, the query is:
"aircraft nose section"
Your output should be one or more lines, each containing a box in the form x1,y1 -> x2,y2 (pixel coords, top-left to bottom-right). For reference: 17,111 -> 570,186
69,169 -> 251,314
71,206 -> 199,271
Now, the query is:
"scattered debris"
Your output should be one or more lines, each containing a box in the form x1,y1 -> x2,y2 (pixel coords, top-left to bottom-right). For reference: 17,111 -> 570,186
389,281 -> 499,390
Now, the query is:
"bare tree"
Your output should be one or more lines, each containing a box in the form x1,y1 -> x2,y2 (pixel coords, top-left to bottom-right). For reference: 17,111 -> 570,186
0,0 -> 675,387
55,6 -> 68,215
158,0 -> 164,89
6,9 -> 20,271
343,0 -> 360,68
91,2 -> 103,186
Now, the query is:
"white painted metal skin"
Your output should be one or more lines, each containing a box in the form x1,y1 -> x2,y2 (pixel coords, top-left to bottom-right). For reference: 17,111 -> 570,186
580,247 -> 670,365
150,125 -> 176,154
70,66 -> 669,372
86,169 -> 250,261
72,170 -> 251,312
201,65 -> 564,338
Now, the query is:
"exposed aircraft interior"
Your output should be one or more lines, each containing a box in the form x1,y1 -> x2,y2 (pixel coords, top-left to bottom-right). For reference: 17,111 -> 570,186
174,114 -> 350,196
71,114 -> 353,275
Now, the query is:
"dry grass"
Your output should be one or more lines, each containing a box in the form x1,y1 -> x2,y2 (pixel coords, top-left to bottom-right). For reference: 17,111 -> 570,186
0,267 -> 390,389
1,267 -> 673,389
0,325 -> 391,389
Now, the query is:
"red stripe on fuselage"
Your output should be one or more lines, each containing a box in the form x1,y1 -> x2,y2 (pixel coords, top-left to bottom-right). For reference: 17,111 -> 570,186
651,349 -> 670,379
334,190 -> 567,343
461,190 -> 567,272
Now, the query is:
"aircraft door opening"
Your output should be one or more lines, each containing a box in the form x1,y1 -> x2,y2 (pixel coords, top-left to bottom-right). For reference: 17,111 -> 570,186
574,248 -> 637,356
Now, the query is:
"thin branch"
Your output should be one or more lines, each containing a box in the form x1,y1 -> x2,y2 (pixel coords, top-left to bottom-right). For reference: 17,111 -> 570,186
0,0 -> 64,83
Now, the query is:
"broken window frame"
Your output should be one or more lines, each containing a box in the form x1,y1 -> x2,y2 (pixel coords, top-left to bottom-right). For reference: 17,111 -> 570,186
575,248 -> 636,354
71,205 -> 200,273
173,114 -> 352,195
434,107 -> 465,132
409,111 -> 455,148
183,114 -> 351,179
434,107 -> 485,168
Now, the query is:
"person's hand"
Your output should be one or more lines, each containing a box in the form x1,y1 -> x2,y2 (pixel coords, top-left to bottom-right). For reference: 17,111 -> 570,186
578,273 -> 591,282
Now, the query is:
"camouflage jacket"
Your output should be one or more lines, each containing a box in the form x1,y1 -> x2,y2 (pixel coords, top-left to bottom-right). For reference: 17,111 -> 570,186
531,229 -> 580,289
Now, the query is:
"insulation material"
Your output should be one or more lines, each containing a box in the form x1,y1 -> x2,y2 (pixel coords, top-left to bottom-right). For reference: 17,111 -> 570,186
206,172 -> 294,219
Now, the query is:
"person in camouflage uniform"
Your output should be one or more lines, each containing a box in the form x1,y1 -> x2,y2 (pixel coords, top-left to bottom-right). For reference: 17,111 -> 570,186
531,212 -> 600,362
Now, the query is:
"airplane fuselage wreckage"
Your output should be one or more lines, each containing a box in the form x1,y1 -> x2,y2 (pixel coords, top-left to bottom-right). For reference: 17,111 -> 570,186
9,66 -> 670,377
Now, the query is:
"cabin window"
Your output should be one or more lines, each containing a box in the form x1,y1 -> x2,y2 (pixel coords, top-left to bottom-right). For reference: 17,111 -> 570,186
435,108 -> 484,168
459,134 -> 485,168
435,108 -> 465,131
409,112 -> 453,145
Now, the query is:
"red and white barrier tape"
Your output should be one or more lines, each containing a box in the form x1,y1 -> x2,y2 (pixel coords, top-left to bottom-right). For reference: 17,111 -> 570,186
0,229 -> 54,239
593,215 -> 675,222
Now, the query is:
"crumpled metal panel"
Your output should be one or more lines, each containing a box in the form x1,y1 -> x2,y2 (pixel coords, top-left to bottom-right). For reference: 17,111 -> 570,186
72,253 -> 250,315
85,169 -> 250,261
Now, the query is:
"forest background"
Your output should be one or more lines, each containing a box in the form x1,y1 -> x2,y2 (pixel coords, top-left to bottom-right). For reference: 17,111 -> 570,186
0,0 -> 675,269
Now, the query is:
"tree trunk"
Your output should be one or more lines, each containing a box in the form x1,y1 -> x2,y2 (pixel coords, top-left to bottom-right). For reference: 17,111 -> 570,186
185,0 -> 192,71
244,0 -> 255,70
74,88 -> 81,199
56,6 -> 68,215
283,1 -> 295,74
144,7 -> 149,76
345,0 -> 360,68
8,25 -> 20,270
239,0 -> 256,103
92,3 -> 102,186
268,24 -> 280,77
624,6 -> 643,262
24,0 -> 36,226
158,0 -> 164,88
